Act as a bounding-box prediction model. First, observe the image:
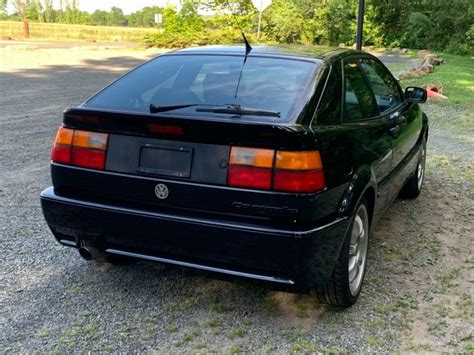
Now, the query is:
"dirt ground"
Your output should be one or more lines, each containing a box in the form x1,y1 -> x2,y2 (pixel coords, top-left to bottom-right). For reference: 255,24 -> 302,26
0,45 -> 472,353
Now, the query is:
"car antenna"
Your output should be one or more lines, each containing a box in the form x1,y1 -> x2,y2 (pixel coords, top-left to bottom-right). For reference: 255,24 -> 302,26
223,0 -> 252,98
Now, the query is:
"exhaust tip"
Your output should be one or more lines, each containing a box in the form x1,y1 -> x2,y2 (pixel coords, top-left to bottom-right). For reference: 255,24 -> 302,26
78,247 -> 93,261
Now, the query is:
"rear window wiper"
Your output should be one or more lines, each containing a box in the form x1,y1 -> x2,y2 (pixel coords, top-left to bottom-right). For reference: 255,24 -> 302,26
150,103 -> 280,118
149,103 -> 236,114
149,103 -> 203,113
196,104 -> 281,118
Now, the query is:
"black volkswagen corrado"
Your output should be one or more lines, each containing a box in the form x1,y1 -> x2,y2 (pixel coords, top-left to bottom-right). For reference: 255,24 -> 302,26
40,45 -> 428,306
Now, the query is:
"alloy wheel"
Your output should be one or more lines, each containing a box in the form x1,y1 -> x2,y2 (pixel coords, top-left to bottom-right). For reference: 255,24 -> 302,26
348,204 -> 369,296
417,145 -> 426,191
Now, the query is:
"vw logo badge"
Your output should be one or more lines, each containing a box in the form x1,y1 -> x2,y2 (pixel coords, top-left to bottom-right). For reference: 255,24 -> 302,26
154,183 -> 169,200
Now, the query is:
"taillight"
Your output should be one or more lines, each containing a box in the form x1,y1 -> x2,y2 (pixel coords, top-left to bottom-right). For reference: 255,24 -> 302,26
51,127 -> 108,170
51,127 -> 73,164
227,147 -> 325,193
228,147 -> 274,189
273,150 -> 325,192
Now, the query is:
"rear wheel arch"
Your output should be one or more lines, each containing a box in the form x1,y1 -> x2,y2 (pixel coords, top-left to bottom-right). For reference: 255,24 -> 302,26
421,112 -> 429,140
337,165 -> 376,220
362,186 -> 376,226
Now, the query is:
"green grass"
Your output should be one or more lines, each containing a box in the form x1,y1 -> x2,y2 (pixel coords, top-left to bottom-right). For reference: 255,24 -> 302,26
0,20 -> 153,42
401,53 -> 474,107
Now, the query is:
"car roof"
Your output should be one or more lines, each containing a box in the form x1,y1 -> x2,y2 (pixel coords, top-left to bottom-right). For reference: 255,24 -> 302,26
164,44 -> 363,62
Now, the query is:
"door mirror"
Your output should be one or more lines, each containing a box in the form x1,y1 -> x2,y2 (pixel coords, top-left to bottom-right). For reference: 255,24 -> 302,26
404,87 -> 427,103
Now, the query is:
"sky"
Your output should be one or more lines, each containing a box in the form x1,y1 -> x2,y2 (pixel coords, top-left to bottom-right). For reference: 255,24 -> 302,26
7,0 -> 182,15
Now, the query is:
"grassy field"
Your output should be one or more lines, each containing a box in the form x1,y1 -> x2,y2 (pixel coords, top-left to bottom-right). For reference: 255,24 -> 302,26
0,21 -> 155,42
402,53 -> 474,107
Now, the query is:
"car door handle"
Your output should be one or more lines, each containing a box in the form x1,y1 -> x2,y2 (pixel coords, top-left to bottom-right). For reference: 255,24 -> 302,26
388,125 -> 401,137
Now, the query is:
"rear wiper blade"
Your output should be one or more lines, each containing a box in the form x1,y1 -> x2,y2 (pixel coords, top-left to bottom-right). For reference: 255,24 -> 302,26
196,104 -> 280,118
149,103 -> 201,113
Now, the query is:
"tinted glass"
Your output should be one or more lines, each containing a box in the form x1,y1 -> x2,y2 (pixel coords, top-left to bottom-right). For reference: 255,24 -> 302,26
360,59 -> 402,112
86,55 -> 318,122
315,63 -> 342,125
343,60 -> 378,121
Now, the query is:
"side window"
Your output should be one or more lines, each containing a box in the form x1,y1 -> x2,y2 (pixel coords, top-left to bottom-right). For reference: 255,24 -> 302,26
360,59 -> 403,112
315,63 -> 342,125
343,60 -> 378,121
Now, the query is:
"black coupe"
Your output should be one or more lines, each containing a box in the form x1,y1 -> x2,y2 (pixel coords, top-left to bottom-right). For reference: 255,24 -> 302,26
41,45 -> 428,306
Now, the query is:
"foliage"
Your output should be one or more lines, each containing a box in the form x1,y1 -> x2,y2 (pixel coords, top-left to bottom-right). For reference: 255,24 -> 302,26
0,0 -> 7,13
127,6 -> 162,28
0,20 -> 153,41
401,53 -> 474,107
1,0 -> 473,54
144,28 -> 244,48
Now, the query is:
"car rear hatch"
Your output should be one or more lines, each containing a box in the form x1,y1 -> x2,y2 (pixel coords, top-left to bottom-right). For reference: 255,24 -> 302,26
51,107 -> 335,229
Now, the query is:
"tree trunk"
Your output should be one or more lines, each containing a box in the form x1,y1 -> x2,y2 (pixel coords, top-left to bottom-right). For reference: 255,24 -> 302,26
23,18 -> 30,38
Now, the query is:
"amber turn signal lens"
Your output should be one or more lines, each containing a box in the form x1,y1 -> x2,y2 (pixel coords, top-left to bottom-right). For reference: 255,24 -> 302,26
54,127 -> 74,145
229,147 -> 274,168
275,151 -> 323,171
73,130 -> 108,150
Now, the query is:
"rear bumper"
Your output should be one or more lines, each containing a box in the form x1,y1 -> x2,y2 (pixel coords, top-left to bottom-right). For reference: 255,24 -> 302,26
40,187 -> 349,288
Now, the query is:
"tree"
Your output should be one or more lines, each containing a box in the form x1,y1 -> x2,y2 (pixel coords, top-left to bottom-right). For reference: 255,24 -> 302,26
180,0 -> 204,32
13,0 -> 31,18
0,0 -> 7,14
108,6 -> 127,26
128,6 -> 163,27
27,0 -> 42,21
42,0 -> 53,22
90,9 -> 108,25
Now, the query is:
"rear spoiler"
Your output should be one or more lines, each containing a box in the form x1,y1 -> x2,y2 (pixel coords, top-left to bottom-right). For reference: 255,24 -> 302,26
63,107 -> 318,150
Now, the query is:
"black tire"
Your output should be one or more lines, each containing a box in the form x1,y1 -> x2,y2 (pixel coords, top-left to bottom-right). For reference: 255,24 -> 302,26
400,138 -> 426,199
314,198 -> 370,307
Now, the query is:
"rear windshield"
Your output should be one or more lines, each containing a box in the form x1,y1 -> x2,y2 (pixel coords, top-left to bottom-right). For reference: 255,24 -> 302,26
85,54 -> 318,122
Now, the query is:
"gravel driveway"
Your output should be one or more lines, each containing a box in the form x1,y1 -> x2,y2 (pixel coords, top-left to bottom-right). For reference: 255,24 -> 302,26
1,46 -> 472,353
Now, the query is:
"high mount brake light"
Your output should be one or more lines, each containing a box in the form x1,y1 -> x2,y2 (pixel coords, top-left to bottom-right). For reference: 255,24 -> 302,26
147,124 -> 184,136
227,147 -> 326,193
51,127 -> 108,170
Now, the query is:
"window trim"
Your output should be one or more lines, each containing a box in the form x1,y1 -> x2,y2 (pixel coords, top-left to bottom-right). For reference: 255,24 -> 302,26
340,55 -> 406,124
341,56 -> 380,122
310,62 -> 334,126
358,57 -> 405,114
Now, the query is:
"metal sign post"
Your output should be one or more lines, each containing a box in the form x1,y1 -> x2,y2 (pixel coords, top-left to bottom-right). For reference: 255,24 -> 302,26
252,0 -> 271,40
356,0 -> 364,50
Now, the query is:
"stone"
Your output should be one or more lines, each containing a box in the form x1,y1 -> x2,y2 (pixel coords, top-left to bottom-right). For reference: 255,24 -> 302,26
420,64 -> 434,73
422,54 -> 444,67
418,49 -> 431,58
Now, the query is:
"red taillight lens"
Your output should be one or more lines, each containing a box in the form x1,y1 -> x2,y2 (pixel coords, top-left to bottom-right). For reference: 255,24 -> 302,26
228,165 -> 272,190
273,170 -> 326,192
51,144 -> 71,164
51,127 -> 108,170
71,148 -> 106,170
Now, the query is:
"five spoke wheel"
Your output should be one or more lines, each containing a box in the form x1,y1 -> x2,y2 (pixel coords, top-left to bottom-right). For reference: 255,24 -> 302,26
348,204 -> 369,296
